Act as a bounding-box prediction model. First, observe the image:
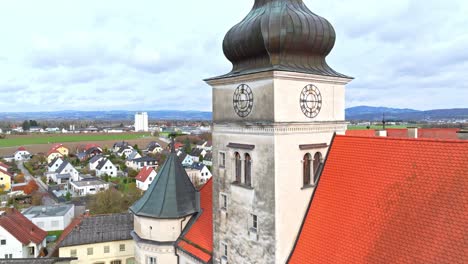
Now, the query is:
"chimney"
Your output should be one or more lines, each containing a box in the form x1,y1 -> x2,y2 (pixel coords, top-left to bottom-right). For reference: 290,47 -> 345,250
408,127 -> 418,139
457,130 -> 468,140
375,130 -> 387,137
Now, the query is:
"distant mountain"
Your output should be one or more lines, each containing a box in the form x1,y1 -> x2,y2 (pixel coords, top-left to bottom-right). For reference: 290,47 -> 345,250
0,110 -> 212,121
346,106 -> 468,121
0,107 -> 466,122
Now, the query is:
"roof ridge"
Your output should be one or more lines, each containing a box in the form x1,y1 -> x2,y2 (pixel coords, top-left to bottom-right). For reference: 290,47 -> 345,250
338,135 -> 467,144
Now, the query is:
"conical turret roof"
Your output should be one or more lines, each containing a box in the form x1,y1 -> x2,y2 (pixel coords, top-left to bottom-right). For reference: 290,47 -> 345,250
130,141 -> 199,219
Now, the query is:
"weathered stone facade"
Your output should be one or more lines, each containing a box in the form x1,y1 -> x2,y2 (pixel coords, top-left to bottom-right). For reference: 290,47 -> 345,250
208,71 -> 351,263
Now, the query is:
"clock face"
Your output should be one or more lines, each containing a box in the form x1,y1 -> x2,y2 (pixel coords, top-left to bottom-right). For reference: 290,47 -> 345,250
300,84 -> 322,118
233,84 -> 254,118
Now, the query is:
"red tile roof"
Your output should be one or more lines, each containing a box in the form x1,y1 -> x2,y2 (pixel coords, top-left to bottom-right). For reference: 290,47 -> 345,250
177,179 -> 213,263
288,135 -> 468,264
419,128 -> 460,140
0,209 -> 47,245
17,146 -> 27,151
345,129 -> 375,137
136,167 -> 156,182
0,162 -> 11,170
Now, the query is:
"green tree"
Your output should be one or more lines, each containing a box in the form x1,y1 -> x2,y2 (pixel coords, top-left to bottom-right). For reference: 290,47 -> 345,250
65,192 -> 72,201
127,169 -> 138,178
22,120 -> 31,131
183,138 -> 192,153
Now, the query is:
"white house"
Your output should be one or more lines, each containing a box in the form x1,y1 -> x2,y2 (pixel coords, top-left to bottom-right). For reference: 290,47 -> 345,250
127,156 -> 157,171
22,204 -> 75,232
48,157 -> 64,173
112,141 -> 129,153
179,153 -> 194,167
118,146 -> 134,158
185,163 -> 212,185
47,151 -> 63,164
95,158 -> 117,177
202,151 -> 213,167
146,142 -> 163,154
136,167 -> 157,191
53,160 -> 79,182
88,155 -> 104,171
189,148 -> 207,163
14,147 -> 31,161
0,209 -> 47,259
70,178 -> 110,197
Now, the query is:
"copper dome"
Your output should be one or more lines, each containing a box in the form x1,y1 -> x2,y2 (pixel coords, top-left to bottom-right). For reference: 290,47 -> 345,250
216,0 -> 348,79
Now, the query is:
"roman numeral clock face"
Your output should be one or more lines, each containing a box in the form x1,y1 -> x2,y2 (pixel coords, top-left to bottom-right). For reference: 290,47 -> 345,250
233,84 -> 254,118
300,84 -> 322,118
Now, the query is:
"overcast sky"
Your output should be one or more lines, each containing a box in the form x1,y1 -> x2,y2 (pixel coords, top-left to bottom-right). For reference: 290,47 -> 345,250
0,0 -> 467,112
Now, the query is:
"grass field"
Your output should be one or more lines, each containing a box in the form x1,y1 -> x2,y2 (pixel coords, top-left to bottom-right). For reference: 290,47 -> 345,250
347,125 -> 408,130
0,133 -> 152,148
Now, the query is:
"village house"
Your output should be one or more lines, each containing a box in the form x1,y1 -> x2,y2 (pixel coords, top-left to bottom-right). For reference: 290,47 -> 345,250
14,147 -> 31,161
117,146 -> 134,158
56,214 -> 135,264
127,156 -> 157,171
95,158 -> 117,177
179,152 -> 194,167
185,162 -> 212,186
112,141 -> 130,153
124,150 -> 142,168
135,167 -> 156,191
88,155 -> 104,171
145,141 -> 163,154
50,144 -> 69,157
48,160 -> 79,183
47,150 -> 63,164
48,157 -> 64,173
76,144 -> 102,161
69,178 -> 109,197
202,151 -> 213,167
22,204 -> 75,232
0,209 -> 47,258
0,162 -> 10,173
189,148 -> 207,163
0,169 -> 12,192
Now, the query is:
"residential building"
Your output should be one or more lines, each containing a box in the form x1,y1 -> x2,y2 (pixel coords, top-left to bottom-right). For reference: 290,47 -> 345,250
69,179 -> 109,197
0,170 -> 12,192
50,144 -> 69,157
0,258 -> 77,263
124,150 -> 142,168
50,160 -> 79,182
117,146 -> 134,158
189,148 -> 207,163
95,159 -> 117,177
127,157 -> 157,171
0,209 -> 47,258
22,204 -> 75,232
0,162 -> 10,173
112,142 -> 129,153
135,167 -> 156,191
57,214 -> 135,264
88,155 -> 104,171
145,141 -> 163,154
185,163 -> 212,186
47,151 -> 63,164
14,147 -> 31,161
179,153 -> 194,167
134,112 -> 149,132
48,157 -> 64,173
76,144 -> 102,162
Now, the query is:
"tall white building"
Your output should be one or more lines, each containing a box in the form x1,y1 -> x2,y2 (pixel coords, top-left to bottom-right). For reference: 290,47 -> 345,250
134,112 -> 149,132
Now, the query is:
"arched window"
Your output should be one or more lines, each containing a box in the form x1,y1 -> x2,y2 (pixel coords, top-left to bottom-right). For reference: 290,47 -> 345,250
313,152 -> 323,183
235,152 -> 241,183
303,153 -> 311,185
244,154 -> 252,186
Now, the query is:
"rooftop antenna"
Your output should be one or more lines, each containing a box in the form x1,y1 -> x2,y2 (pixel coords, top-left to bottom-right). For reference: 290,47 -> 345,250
382,113 -> 387,130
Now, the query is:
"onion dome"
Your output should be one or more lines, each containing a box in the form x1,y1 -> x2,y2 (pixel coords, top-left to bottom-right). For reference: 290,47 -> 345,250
216,0 -> 348,79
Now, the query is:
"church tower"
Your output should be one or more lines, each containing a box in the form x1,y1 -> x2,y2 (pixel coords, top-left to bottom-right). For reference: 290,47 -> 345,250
206,0 -> 352,263
129,141 -> 200,264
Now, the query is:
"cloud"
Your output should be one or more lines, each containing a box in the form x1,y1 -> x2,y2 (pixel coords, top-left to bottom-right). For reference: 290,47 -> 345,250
0,0 -> 466,112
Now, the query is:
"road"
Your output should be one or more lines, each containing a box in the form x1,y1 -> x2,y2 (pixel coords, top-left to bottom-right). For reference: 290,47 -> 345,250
17,161 -> 57,205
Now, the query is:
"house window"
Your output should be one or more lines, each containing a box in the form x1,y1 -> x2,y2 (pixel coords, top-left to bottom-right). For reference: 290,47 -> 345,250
29,246 -> 35,255
120,244 -> 125,252
87,247 -> 93,255
104,245 -> 110,253
313,152 -> 323,183
111,261 -> 122,264
148,256 -> 157,264
234,152 -> 241,183
221,193 -> 228,210
219,152 -> 226,168
303,153 -> 312,186
250,214 -> 258,233
4,254 -> 12,259
244,153 -> 252,186
70,249 -> 77,257
0,239 -> 5,245
126,257 -> 135,264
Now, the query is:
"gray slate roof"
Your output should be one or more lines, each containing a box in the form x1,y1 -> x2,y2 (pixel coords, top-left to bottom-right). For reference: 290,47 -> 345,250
95,158 -> 110,170
60,214 -> 133,247
56,160 -> 71,174
190,148 -> 204,157
22,204 -> 73,218
88,155 -> 103,164
130,147 -> 199,219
